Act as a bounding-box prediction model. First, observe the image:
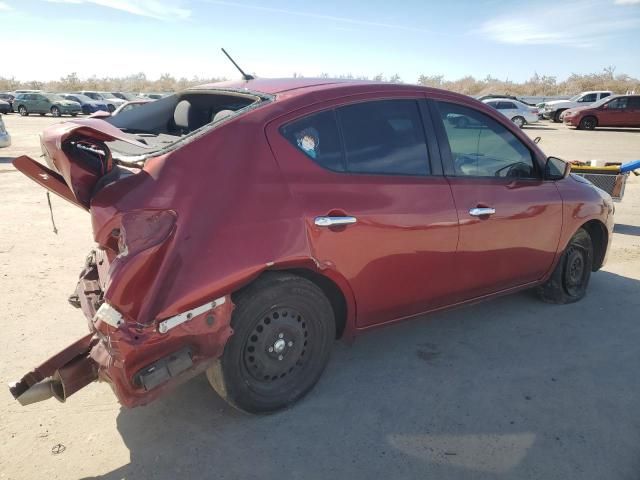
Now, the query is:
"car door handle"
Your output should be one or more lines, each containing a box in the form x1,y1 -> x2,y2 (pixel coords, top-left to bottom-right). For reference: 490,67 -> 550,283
469,207 -> 496,217
314,216 -> 357,227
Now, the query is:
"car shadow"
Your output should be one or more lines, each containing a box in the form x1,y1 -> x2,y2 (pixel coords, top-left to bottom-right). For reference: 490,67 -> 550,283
80,270 -> 640,480
614,223 -> 640,236
523,125 -> 557,131
0,156 -> 15,164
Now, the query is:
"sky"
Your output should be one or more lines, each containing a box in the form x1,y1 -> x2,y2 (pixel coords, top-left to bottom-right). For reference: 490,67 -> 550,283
1,0 -> 639,83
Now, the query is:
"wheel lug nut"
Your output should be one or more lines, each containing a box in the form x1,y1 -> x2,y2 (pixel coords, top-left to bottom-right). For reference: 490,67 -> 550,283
268,347 -> 273,353
278,355 -> 283,361
278,333 -> 284,338
287,341 -> 293,347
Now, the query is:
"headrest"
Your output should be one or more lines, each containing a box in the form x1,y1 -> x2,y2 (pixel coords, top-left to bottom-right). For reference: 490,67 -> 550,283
173,100 -> 192,130
213,109 -> 234,123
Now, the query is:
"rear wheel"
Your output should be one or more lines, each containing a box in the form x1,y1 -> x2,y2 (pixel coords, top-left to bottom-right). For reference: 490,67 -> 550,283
579,116 -> 597,130
553,109 -> 566,123
18,105 -> 28,116
207,273 -> 335,413
51,106 -> 61,117
107,104 -> 115,113
511,116 -> 525,128
537,228 -> 593,304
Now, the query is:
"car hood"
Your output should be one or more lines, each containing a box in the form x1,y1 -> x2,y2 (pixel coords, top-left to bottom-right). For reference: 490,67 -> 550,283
545,99 -> 575,107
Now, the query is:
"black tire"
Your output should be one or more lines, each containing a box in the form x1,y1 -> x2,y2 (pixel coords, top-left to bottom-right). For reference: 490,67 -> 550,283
39,113 -> 45,116
71,112 -> 78,117
553,109 -> 566,123
18,105 -> 28,116
207,273 -> 335,413
107,104 -> 115,113
537,228 -> 593,304
579,116 -> 597,130
51,106 -> 61,117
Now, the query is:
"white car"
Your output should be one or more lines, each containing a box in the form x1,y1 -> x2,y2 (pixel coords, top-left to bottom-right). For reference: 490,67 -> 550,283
0,115 -> 11,148
542,91 -> 613,122
482,98 -> 539,128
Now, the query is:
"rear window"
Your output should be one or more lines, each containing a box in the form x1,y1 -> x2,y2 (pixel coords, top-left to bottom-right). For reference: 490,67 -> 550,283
281,99 -> 430,176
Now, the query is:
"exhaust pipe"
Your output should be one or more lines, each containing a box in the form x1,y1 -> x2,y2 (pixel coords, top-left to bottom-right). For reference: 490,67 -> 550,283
10,354 -> 98,406
11,378 -> 59,406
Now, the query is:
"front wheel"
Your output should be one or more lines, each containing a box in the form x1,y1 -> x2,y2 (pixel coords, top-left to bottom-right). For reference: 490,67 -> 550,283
18,106 -> 28,116
207,273 -> 335,413
553,109 -> 565,123
579,116 -> 597,130
537,228 -> 593,304
51,106 -> 61,117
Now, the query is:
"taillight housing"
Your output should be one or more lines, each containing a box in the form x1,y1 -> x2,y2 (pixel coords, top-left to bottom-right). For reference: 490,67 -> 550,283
118,210 -> 177,257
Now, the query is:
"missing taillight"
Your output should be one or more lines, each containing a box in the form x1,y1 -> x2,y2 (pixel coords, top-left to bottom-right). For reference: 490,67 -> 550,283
118,210 -> 177,257
66,138 -> 113,176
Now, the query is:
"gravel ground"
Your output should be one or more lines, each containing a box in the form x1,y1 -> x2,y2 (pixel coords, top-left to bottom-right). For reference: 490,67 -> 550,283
0,114 -> 639,480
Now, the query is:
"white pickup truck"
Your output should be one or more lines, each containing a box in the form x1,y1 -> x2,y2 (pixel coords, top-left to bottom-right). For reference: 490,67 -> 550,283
541,91 -> 613,122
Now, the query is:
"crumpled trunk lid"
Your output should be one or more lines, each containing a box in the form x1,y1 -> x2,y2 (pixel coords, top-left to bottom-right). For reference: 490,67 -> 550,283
15,119 -> 150,209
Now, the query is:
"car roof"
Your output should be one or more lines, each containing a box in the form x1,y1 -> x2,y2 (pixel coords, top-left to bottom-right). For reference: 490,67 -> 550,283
192,77 -> 388,95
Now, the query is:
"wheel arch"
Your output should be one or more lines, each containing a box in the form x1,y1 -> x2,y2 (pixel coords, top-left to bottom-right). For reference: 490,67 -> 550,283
233,262 -> 357,340
579,219 -> 608,271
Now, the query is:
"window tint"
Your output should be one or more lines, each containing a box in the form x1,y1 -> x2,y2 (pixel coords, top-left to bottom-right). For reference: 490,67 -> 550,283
498,102 -> 517,110
579,94 -> 597,103
485,101 -> 498,109
281,109 -> 345,172
607,97 -> 628,109
337,100 -> 429,175
600,92 -> 611,99
436,101 -> 536,179
282,100 -> 430,176
628,97 -> 640,109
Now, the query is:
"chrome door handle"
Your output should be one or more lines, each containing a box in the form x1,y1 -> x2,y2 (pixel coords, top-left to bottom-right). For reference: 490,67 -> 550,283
314,216 -> 357,227
469,207 -> 496,217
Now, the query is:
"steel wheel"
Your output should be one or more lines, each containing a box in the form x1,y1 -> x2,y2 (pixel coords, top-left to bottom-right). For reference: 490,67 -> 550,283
207,273 -> 335,413
563,246 -> 588,297
51,106 -> 61,117
18,106 -> 28,116
242,307 -> 309,385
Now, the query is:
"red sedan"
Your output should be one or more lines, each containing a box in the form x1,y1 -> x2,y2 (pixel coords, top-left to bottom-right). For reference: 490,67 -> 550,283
10,78 -> 614,413
563,94 -> 640,129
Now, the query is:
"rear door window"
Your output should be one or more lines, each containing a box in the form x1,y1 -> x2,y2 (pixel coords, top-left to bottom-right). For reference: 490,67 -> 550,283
282,99 -> 430,176
607,97 -> 628,110
281,109 -> 345,172
337,100 -> 429,175
435,101 -> 536,179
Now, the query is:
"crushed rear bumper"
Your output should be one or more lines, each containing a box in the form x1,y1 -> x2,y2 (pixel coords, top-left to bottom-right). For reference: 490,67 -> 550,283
9,250 -> 234,408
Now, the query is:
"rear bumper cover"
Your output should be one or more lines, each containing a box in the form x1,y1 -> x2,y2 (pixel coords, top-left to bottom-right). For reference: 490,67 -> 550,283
10,251 -> 234,408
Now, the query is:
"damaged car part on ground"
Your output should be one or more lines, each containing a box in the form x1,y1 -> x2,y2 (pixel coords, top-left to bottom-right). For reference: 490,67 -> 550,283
10,78 -> 614,414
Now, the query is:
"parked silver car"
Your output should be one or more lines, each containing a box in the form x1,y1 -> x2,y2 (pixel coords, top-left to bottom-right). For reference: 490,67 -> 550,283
0,115 -> 11,148
482,98 -> 539,128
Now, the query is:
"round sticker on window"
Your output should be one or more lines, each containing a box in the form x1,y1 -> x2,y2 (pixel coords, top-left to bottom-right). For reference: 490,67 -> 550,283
295,127 -> 319,159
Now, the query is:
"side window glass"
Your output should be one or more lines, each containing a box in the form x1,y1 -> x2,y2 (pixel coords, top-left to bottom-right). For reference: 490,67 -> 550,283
610,98 -> 628,109
281,110 -> 345,172
436,101 -> 536,179
579,94 -> 597,103
600,92 -> 611,99
337,100 -> 430,175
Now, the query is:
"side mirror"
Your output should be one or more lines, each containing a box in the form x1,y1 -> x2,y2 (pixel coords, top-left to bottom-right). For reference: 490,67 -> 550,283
545,156 -> 571,180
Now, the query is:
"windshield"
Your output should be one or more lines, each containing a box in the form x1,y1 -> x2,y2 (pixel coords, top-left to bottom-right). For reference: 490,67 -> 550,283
569,94 -> 581,102
45,94 -> 66,102
100,92 -> 117,99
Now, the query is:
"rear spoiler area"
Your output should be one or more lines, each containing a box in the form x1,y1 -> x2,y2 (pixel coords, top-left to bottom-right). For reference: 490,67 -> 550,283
14,119 -> 150,209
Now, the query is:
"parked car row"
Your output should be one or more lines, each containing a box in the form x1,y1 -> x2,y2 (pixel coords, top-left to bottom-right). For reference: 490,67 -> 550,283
0,90 -> 168,115
479,90 -> 640,130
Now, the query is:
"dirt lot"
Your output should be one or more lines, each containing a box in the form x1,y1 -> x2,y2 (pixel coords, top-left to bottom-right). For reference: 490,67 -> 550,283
1,114 -> 639,479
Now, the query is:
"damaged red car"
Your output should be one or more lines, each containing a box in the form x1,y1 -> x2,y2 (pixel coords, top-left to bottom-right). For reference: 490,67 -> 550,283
10,78 -> 614,413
